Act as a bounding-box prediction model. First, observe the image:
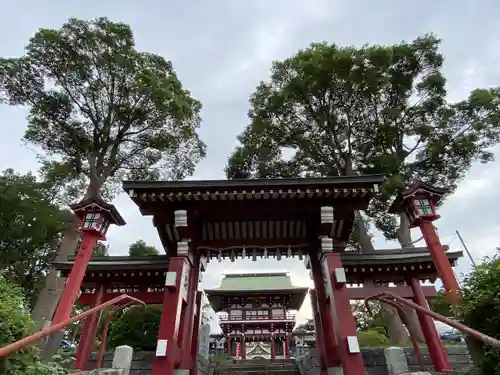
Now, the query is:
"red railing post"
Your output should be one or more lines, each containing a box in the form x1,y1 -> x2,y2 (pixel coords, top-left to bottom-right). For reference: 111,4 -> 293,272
0,294 -> 145,359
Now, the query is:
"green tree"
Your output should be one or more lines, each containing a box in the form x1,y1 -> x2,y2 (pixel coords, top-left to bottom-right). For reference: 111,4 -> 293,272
0,17 -> 206,328
226,35 -> 500,249
107,305 -> 161,351
0,17 -> 206,204
428,290 -> 453,317
92,242 -> 109,257
457,250 -> 500,375
0,169 -> 68,307
0,277 -> 67,375
128,240 -> 159,257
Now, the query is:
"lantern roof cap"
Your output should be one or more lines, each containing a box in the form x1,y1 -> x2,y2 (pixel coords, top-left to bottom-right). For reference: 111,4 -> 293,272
388,181 -> 449,214
69,195 -> 126,226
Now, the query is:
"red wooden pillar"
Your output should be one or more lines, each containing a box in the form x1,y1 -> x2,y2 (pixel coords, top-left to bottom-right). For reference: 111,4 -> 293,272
180,253 -> 201,368
191,291 -> 203,359
226,336 -> 231,356
322,252 -> 365,375
310,289 -> 327,371
271,333 -> 276,360
52,232 -> 100,325
410,278 -> 451,372
419,220 -> 460,305
242,335 -> 246,360
152,256 -> 193,375
75,283 -> 105,369
283,334 -> 289,359
309,251 -> 340,366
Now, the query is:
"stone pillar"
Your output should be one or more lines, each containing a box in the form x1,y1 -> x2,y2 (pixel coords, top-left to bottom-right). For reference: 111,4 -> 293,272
409,277 -> 451,372
384,346 -> 409,375
75,283 -> 106,369
113,345 -> 133,375
322,250 -> 365,375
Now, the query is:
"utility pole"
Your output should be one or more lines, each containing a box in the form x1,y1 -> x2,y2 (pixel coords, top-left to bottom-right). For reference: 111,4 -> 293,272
456,230 -> 477,268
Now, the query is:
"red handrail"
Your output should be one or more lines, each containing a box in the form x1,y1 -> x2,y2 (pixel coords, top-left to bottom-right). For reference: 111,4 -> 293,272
96,301 -> 138,368
366,291 -> 500,348
0,294 -> 145,358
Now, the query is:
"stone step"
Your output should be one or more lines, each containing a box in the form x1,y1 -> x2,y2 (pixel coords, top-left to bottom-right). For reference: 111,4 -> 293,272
218,371 -> 300,375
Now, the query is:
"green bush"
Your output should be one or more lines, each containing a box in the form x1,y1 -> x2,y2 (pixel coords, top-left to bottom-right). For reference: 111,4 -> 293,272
457,252 -> 500,375
0,277 -> 67,375
357,330 -> 390,347
107,305 -> 161,351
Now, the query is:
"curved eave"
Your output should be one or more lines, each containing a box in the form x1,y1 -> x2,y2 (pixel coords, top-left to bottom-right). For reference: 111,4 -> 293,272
205,288 -> 309,312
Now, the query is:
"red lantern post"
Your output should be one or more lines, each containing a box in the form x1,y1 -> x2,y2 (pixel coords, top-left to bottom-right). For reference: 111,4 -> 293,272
389,181 -> 460,304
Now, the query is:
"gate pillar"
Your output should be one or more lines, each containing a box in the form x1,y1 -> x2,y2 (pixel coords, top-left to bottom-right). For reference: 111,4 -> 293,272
152,254 -> 195,375
309,250 -> 340,369
75,283 -> 105,369
321,250 -> 365,375
309,288 -> 327,373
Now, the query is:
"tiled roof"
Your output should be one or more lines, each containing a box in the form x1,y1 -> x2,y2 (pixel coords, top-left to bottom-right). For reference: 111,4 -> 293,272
212,272 -> 304,292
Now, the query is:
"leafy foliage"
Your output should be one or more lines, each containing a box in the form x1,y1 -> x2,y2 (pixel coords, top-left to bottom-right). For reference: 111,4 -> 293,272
226,35 -> 500,244
128,240 -> 159,256
357,330 -> 390,348
0,278 -> 67,375
0,17 -> 206,203
92,241 -> 109,257
0,169 -> 69,307
107,305 -> 162,351
457,251 -> 500,374
428,290 -> 453,317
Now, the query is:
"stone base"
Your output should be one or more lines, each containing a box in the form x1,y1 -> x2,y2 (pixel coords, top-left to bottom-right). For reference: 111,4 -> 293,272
326,367 -> 343,375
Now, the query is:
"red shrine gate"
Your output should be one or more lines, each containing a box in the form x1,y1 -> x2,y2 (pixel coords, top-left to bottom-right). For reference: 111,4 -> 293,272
42,176 -> 463,375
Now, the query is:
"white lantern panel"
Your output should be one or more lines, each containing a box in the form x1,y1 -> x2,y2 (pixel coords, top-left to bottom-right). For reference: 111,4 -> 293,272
83,213 -> 101,230
413,198 -> 433,216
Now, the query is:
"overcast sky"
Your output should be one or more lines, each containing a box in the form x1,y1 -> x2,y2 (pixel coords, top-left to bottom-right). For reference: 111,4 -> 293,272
1,0 -> 500,327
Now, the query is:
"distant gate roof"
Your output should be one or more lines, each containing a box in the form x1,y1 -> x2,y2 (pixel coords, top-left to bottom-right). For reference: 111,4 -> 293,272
204,272 -> 309,311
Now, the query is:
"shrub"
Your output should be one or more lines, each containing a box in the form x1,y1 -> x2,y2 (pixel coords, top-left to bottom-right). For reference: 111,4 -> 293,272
457,251 -> 500,375
357,330 -> 389,347
0,277 -> 67,375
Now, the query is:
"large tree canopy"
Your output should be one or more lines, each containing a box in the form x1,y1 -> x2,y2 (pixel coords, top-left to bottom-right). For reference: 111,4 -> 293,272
128,240 -> 159,257
0,169 -> 68,307
226,35 -> 500,247
0,17 -> 206,203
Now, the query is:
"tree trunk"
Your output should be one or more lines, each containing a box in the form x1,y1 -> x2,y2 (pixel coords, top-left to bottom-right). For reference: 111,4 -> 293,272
396,212 -> 414,247
85,176 -> 103,198
396,213 -> 425,343
354,211 -> 374,252
31,216 -> 81,331
380,304 -> 410,345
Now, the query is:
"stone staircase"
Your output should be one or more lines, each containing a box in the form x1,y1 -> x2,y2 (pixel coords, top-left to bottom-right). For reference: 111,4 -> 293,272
215,359 -> 300,375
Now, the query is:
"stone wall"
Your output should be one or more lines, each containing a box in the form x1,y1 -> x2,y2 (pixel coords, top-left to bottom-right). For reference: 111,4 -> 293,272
90,346 -> 470,375
89,352 -> 211,375
298,345 -> 472,375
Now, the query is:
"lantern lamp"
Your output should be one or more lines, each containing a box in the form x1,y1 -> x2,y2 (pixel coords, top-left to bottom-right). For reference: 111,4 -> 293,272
70,196 -> 126,240
388,181 -> 448,228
